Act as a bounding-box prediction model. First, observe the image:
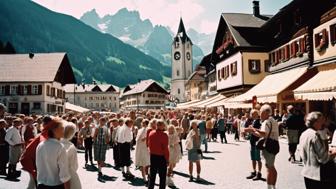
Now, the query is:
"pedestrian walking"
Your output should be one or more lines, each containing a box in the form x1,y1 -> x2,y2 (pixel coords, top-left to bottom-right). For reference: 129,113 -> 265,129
217,115 -> 227,143
198,116 -> 208,152
135,119 -> 150,184
78,120 -> 93,166
5,118 -> 24,180
148,120 -> 169,189
0,119 -> 9,176
117,118 -> 134,178
285,105 -> 301,163
20,116 -> 52,189
21,117 -> 36,145
247,104 -> 279,189
186,120 -> 202,182
93,117 -> 109,178
244,109 -> 263,181
36,119 -> 71,189
205,117 -> 213,142
61,122 -> 82,189
299,112 -> 336,189
166,125 -> 182,187
111,118 -> 121,169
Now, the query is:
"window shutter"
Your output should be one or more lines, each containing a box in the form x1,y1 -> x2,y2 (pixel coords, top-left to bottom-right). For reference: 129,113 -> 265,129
300,37 -> 306,53
27,85 -> 32,95
264,60 -> 270,72
322,28 -> 329,46
5,85 -> 10,95
314,33 -> 320,48
330,24 -> 336,45
294,41 -> 299,56
256,60 -> 261,73
226,65 -> 230,78
221,68 -> 224,79
63,91 -> 65,99
217,70 -> 221,81
285,45 -> 290,60
46,86 -> 50,96
38,85 -> 42,95
17,85 -> 22,95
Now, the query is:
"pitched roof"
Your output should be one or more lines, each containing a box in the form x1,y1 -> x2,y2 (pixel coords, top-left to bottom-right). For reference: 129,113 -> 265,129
0,53 -> 76,84
122,79 -> 168,96
222,13 -> 272,28
222,13 -> 271,47
187,68 -> 206,82
174,17 -> 192,44
64,84 -> 119,93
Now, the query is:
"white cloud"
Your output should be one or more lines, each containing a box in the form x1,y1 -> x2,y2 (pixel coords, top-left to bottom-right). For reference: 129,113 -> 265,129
200,20 -> 218,34
33,0 -> 204,33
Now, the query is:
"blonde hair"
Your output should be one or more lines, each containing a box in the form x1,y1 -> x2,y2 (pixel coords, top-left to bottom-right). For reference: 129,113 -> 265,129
63,121 -> 76,140
167,125 -> 176,134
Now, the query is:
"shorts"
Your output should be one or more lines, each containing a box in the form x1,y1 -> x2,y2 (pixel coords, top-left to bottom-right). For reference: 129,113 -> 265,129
250,146 -> 261,161
287,129 -> 299,144
262,150 -> 276,168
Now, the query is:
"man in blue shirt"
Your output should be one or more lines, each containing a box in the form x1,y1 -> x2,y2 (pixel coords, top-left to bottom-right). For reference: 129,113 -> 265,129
198,116 -> 208,153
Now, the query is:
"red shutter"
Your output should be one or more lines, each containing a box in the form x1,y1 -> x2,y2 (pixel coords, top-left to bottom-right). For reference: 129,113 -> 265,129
294,41 -> 299,56
217,70 -> 221,81
221,68 -> 224,78
285,45 -> 290,60
27,85 -> 32,95
38,85 -> 42,95
300,37 -> 306,53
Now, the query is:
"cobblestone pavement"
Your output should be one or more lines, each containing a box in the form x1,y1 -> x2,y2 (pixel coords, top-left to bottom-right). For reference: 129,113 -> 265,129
0,134 -> 305,189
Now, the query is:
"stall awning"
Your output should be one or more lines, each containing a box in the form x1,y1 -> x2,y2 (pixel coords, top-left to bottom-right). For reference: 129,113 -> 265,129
176,94 -> 224,109
193,94 -> 225,108
65,102 -> 90,113
294,68 -> 336,101
229,67 -> 308,103
176,100 -> 201,109
207,97 -> 252,109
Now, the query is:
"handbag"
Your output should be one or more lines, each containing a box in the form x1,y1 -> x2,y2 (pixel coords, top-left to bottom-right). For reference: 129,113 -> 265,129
256,120 -> 280,155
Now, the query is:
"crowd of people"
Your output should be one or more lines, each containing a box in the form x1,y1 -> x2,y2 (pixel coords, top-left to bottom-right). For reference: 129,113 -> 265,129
0,102 -> 336,189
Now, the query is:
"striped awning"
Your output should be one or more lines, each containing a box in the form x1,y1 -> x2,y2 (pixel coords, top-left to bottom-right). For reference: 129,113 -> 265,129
294,68 -> 336,101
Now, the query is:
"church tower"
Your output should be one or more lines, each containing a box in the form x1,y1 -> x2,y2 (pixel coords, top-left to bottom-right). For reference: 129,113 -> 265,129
171,18 -> 193,103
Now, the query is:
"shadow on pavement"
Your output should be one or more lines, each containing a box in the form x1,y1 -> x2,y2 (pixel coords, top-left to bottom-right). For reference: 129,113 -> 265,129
204,151 -> 221,153
97,175 -> 117,183
173,171 -> 189,178
127,177 -> 146,186
104,163 -> 113,168
202,155 -> 215,160
85,164 -> 98,172
194,178 -> 215,185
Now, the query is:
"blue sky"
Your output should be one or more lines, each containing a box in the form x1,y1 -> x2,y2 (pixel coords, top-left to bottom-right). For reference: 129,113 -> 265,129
33,0 -> 292,34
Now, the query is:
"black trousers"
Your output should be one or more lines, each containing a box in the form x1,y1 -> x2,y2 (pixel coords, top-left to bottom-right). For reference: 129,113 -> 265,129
219,130 -> 227,143
0,144 -> 9,172
118,142 -> 131,167
148,154 -> 167,189
113,143 -> 120,167
234,128 -> 239,140
288,143 -> 298,156
37,184 -> 64,189
84,137 -> 93,163
304,177 -> 334,189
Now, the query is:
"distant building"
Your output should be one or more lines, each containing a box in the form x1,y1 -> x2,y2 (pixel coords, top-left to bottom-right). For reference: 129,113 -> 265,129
199,54 -> 217,97
64,83 -> 120,112
120,79 -> 168,110
185,66 -> 206,101
0,53 -> 76,115
170,18 -> 193,103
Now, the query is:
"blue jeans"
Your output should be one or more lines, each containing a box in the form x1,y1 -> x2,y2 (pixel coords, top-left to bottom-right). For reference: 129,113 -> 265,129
200,134 -> 208,152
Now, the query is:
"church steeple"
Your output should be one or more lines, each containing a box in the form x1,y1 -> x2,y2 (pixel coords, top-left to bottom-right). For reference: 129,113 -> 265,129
174,17 -> 192,44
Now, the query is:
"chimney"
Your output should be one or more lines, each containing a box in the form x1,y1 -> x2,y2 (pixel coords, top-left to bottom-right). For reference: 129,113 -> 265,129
29,53 -> 34,59
253,1 -> 260,17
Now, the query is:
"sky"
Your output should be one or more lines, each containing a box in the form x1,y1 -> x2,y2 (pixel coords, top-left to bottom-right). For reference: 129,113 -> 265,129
33,0 -> 292,34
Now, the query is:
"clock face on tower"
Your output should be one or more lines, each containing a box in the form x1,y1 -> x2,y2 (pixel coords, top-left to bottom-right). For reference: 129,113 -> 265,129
186,52 -> 191,60
174,52 -> 181,60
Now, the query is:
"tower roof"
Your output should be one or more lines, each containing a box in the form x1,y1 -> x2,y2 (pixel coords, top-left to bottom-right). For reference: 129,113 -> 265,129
174,17 -> 192,44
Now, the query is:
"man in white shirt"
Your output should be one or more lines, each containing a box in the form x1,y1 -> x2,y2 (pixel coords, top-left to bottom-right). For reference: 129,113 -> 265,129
36,119 -> 71,189
5,118 -> 24,180
117,118 -> 134,177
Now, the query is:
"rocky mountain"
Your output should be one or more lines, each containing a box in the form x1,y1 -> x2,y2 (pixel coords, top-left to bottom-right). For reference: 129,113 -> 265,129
0,0 -> 170,87
80,8 -> 211,66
